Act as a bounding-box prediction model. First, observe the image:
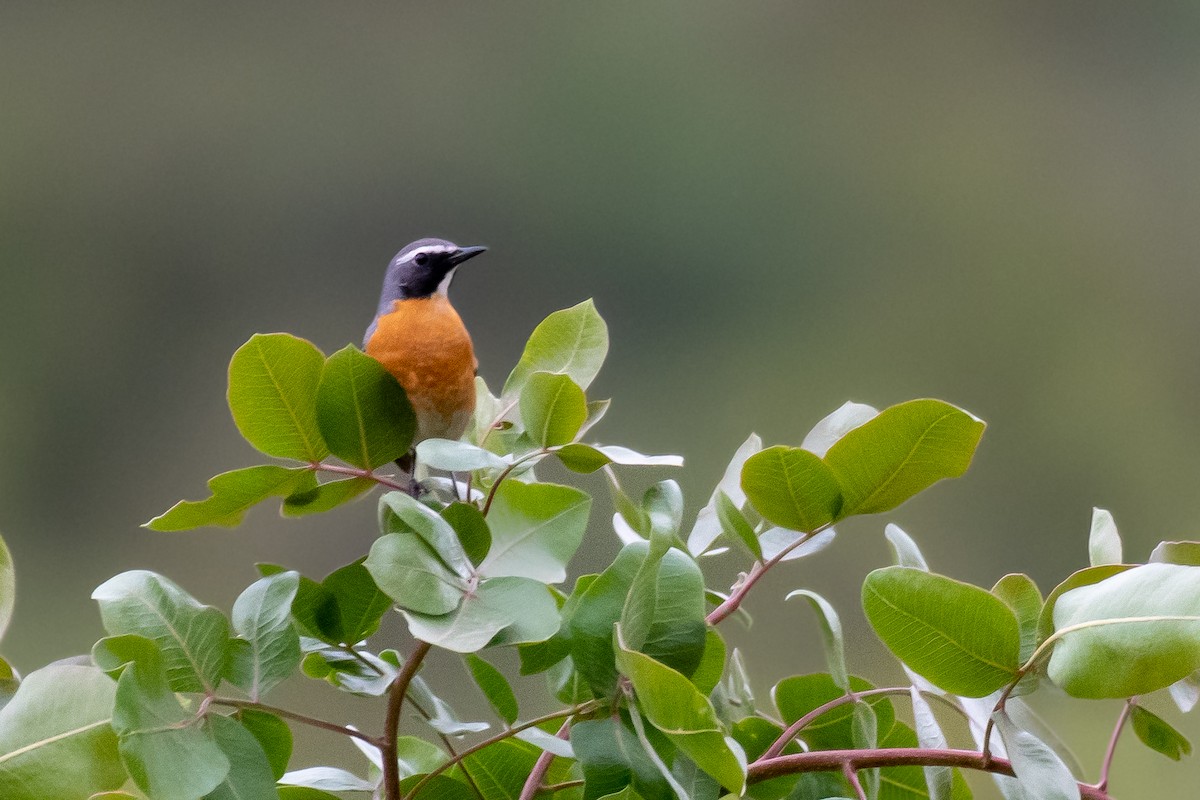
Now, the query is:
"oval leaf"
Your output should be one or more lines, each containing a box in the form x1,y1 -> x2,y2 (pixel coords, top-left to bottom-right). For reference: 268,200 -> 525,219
316,345 -> 414,469
503,299 -> 609,397
520,372 -> 587,447
0,665 -> 125,800
824,399 -> 984,518
741,446 -> 842,532
1130,705 -> 1192,761
862,566 -> 1020,697
228,333 -> 328,461
465,654 -> 519,725
479,481 -> 591,583
92,571 -> 230,694
400,576 -> 559,653
1048,563 -> 1200,698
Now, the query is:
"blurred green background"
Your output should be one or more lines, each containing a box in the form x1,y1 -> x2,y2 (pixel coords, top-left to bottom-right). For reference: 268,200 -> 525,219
4,3 -> 1200,796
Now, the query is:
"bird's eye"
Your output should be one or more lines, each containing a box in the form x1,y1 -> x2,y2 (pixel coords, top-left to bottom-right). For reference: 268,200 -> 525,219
413,253 -> 430,267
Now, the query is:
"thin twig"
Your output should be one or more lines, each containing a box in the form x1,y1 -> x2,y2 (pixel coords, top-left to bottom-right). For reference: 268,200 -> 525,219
706,525 -> 830,625
311,461 -> 412,493
749,748 -> 1114,800
760,686 -> 968,761
1096,698 -> 1136,792
518,719 -> 571,800
843,760 -> 868,800
481,450 -> 547,515
538,780 -> 585,794
209,697 -> 381,746
382,639 -> 433,800
403,703 -> 598,799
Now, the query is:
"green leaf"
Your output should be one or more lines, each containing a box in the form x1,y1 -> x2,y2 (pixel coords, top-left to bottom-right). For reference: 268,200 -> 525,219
784,590 -> 847,690
146,465 -> 315,531
688,434 -> 762,557
1149,541 -> 1200,566
0,533 -> 13,642
571,545 -> 646,695
773,674 -> 894,752
366,532 -> 466,616
620,531 -> 674,653
1087,508 -> 1122,567
460,738 -> 577,799
480,480 -> 591,583
235,708 -> 292,780
644,480 -> 684,539
228,333 -> 328,462
398,775 -> 474,800
316,344 -> 414,469
573,717 -> 672,800
443,502 -> 492,565
225,571 -> 301,701
401,576 -> 560,653
862,567 -> 1020,697
395,735 -> 448,778
204,714 -> 278,800
283,572 -> 340,643
92,571 -> 231,694
615,628 -> 746,793
282,476 -> 374,517
503,299 -> 609,397
1130,705 -> 1192,760
993,711 -> 1079,800
1036,564 -> 1132,645
691,629 -> 727,697
823,399 -> 985,518
554,443 -> 683,474
417,438 -> 508,472
0,664 -> 125,800
97,636 -> 230,800
1048,563 -> 1200,698
741,446 -> 841,532
521,372 -> 588,447
465,654 -> 519,725
0,657 -> 19,712
716,492 -> 761,559
321,560 -> 394,644
379,492 -> 472,577
991,574 -> 1042,666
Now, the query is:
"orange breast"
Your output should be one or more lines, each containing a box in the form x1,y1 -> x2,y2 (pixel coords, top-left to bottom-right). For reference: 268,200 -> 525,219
365,296 -> 477,443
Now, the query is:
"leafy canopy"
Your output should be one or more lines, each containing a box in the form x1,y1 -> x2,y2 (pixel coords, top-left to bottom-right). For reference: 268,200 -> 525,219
0,300 -> 1195,800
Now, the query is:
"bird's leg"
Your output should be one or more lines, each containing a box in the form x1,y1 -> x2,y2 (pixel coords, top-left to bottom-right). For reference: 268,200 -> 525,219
394,451 -> 422,497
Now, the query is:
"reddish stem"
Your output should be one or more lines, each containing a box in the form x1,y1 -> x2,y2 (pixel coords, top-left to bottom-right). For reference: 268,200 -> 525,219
749,748 -> 1113,799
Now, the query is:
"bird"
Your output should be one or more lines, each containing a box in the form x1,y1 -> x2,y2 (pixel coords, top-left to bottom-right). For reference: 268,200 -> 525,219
363,237 -> 487,476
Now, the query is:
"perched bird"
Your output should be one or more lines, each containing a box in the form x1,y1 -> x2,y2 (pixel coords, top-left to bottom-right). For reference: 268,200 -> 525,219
364,238 -> 486,473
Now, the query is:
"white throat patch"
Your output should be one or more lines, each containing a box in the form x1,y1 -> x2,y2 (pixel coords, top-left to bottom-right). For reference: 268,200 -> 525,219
436,266 -> 458,296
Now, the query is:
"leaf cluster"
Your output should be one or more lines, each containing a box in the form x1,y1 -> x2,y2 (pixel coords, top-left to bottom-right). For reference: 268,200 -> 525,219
0,300 -> 1197,800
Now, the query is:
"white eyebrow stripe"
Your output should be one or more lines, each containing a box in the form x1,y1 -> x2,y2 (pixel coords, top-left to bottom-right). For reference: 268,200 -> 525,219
401,245 -> 455,261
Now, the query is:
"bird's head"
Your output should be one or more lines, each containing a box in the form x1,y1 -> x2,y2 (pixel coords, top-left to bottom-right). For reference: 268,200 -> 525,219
382,238 -> 488,300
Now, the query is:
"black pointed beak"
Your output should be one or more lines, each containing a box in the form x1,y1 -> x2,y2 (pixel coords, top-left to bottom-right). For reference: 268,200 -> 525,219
449,245 -> 487,266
